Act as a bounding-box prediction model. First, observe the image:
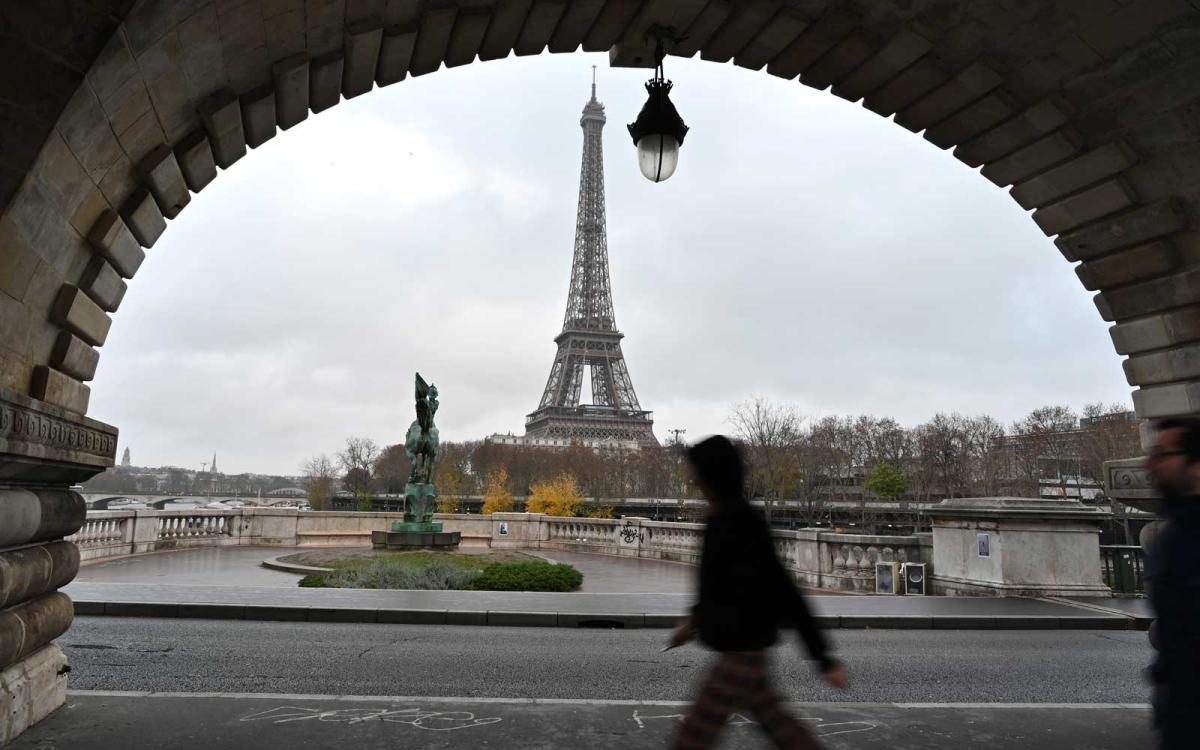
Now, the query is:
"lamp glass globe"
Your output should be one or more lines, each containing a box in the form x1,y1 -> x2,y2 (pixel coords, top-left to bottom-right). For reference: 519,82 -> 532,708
636,134 -> 680,182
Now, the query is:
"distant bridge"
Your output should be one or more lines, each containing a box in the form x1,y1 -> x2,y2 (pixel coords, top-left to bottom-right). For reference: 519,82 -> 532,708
79,493 -> 307,510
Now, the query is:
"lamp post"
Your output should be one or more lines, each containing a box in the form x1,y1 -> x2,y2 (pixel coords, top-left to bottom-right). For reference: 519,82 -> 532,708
627,28 -> 689,183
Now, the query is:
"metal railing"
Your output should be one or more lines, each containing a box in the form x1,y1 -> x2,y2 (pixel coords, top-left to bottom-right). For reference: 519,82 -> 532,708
1100,545 -> 1145,595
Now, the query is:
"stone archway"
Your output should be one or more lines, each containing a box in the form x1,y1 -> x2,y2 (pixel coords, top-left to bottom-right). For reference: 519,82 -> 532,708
2,0 -> 1199,741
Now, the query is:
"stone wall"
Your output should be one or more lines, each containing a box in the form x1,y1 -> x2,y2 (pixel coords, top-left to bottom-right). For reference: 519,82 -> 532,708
71,508 -> 932,593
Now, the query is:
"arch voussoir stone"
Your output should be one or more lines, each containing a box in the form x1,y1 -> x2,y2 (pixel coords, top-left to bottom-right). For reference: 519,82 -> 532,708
7,2 -> 1200,742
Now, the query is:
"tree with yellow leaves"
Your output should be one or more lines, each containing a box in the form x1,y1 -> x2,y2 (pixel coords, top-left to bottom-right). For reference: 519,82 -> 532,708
526,473 -> 584,518
481,468 -> 513,515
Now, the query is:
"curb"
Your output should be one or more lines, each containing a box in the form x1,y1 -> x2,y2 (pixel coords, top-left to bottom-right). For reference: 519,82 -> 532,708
70,600 -> 1147,630
260,556 -> 333,575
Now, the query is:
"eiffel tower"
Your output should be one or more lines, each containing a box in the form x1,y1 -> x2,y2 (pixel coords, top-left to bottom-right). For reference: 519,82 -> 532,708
524,76 -> 657,447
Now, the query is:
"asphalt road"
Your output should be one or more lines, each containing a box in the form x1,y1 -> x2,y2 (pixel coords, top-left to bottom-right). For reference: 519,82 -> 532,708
64,617 -> 1153,703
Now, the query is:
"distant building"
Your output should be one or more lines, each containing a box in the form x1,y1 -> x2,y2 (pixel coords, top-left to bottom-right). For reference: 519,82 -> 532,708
486,432 -> 642,452
120,447 -> 131,468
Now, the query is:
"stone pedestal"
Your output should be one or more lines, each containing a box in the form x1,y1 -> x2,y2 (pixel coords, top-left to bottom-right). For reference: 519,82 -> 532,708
0,387 -> 116,743
929,497 -> 1112,597
371,523 -> 461,550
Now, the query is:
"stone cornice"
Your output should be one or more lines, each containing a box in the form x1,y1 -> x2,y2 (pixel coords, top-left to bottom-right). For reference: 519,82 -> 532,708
0,387 -> 117,485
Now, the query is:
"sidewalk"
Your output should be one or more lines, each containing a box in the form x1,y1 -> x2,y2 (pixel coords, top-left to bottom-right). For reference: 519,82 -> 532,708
63,580 -> 1151,630
11,692 -> 1151,749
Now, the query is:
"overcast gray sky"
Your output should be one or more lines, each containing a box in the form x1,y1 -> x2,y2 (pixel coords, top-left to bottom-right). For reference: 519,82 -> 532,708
87,52 -> 1132,476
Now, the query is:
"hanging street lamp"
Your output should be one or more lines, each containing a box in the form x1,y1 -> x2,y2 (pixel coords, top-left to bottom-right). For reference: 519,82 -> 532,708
627,29 -> 689,183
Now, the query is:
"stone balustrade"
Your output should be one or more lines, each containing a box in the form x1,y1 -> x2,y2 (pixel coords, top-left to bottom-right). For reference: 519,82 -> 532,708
73,509 -> 930,592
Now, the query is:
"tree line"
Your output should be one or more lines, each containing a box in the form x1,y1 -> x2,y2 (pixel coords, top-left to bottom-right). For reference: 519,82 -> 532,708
300,400 -> 1140,522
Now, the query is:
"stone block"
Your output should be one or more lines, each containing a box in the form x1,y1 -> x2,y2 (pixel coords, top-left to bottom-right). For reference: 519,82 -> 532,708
581,0 -> 642,53
49,333 -> 98,382
728,8 -> 807,72
79,256 -> 126,312
174,131 -> 218,193
376,608 -> 448,625
0,592 -> 73,670
897,62 -> 1004,133
696,1 -> 776,65
1097,268 -> 1200,322
68,186 -> 109,238
411,7 -> 455,74
0,489 -> 86,549
56,84 -> 125,183
955,96 -> 1080,165
109,92 -> 164,160
343,23 -> 383,98
1133,381 -> 1200,418
272,54 -> 309,130
145,68 -> 199,144
477,0 -> 531,60
925,91 -> 1016,150
96,154 -> 138,222
31,131 -> 94,222
137,144 -> 190,219
1055,199 -> 1188,262
306,607 -> 376,623
446,610 -> 487,626
547,0 -> 606,55
265,7 -> 306,60
486,611 -> 556,627
1075,239 -> 1177,291
377,23 -> 418,85
0,230 -> 39,302
1110,307 -> 1200,354
0,645 -> 68,745
240,85 -> 277,149
1032,179 -> 1136,237
445,7 -> 493,66
1124,342 -> 1200,386
1012,143 -> 1138,211
309,52 -> 344,113
800,33 -> 875,91
0,542 -> 78,610
769,9 -> 863,80
863,58 -> 947,117
198,90 -> 246,169
50,285 -> 110,347
120,189 -> 166,248
87,32 -> 139,104
977,127 -> 1079,188
100,77 -> 154,140
833,28 -> 933,102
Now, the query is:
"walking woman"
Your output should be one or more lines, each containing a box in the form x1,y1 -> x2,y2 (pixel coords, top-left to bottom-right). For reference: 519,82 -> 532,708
669,435 -> 848,749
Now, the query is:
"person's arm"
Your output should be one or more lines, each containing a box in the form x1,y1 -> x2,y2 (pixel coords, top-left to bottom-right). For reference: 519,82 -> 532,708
755,524 -> 836,672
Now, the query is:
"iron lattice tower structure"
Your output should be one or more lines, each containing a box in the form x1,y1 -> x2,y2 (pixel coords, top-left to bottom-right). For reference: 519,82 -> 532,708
525,78 -> 657,446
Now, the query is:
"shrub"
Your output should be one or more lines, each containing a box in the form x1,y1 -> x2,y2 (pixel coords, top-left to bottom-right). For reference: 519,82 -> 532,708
471,560 -> 583,592
299,574 -> 327,587
321,558 -> 479,590
482,468 -> 513,514
526,473 -> 583,517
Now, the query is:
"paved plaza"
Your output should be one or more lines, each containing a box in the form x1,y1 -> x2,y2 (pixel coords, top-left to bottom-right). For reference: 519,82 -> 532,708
66,547 -> 1151,629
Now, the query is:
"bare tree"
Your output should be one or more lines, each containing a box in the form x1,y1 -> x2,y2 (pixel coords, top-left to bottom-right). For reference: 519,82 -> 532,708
339,436 -> 381,501
729,398 -> 801,523
1079,403 -> 1141,543
300,454 -> 337,510
1008,405 -> 1079,496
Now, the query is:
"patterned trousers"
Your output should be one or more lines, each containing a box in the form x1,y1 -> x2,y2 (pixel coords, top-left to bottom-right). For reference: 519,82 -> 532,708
672,651 -> 822,750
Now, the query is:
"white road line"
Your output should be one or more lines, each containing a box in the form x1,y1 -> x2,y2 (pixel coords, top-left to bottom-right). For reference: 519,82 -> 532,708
65,691 -> 1150,709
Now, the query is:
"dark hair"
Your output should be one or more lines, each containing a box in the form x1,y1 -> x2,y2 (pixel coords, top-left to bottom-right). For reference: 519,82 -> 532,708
1154,417 -> 1200,463
686,435 -> 745,501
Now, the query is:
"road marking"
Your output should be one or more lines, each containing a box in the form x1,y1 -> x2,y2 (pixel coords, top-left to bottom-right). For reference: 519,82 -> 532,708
66,691 -> 1150,710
